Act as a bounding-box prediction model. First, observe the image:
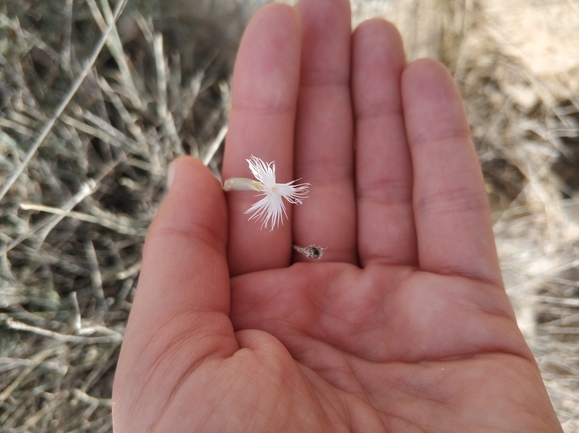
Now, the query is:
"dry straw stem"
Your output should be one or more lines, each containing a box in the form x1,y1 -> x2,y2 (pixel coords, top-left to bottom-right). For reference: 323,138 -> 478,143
19,202 -> 146,236
0,0 -> 578,432
0,0 -> 128,203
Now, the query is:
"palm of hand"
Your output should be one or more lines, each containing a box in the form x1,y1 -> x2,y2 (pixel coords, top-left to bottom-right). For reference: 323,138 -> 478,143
112,0 -> 562,432
224,263 -> 541,432
115,260 -> 554,432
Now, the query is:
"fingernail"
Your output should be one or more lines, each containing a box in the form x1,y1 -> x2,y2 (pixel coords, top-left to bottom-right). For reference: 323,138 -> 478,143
166,161 -> 176,190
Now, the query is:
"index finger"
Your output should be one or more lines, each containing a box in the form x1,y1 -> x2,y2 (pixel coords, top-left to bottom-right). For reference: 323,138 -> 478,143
222,5 -> 301,276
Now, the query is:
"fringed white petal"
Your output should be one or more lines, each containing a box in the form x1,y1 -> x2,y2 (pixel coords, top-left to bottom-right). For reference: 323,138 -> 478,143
224,155 -> 310,231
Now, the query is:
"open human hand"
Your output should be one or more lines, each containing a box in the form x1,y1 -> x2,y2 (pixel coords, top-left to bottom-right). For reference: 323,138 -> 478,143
112,0 -> 563,431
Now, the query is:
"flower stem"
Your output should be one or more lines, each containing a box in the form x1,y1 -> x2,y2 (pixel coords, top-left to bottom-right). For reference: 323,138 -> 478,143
223,177 -> 262,192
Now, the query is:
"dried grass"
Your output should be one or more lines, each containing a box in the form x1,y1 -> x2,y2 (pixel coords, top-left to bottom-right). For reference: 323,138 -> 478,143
0,0 -> 231,430
0,0 -> 577,432
452,3 -> 579,429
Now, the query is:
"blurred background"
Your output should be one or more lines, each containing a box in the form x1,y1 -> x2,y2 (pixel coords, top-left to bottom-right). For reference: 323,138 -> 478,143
0,0 -> 578,431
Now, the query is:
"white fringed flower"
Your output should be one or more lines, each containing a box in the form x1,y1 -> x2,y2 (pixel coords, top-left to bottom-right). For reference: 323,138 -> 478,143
223,155 -> 310,231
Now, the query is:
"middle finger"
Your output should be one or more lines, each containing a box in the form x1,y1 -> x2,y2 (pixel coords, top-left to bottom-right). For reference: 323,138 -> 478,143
292,0 -> 357,264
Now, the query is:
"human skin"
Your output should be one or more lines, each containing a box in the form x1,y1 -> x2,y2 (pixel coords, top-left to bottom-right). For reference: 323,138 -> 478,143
112,0 -> 563,431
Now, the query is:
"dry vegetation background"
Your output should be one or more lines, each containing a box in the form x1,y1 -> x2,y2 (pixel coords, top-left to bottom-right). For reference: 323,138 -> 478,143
0,0 -> 578,431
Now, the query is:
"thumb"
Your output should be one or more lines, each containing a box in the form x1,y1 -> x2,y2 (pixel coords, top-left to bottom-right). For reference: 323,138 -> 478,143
137,155 -> 231,320
118,155 -> 236,369
113,156 -> 237,431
